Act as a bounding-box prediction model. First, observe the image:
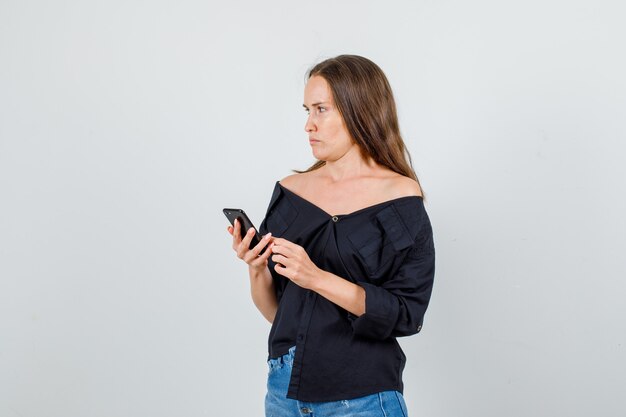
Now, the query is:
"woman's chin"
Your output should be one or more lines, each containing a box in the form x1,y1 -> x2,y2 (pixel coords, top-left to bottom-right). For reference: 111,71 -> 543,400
311,149 -> 325,160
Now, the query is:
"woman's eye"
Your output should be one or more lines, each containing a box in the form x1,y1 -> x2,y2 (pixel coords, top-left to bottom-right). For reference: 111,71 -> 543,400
303,107 -> 326,114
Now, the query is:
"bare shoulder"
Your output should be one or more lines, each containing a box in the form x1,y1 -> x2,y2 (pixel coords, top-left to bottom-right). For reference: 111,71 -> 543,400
279,171 -> 316,192
279,173 -> 300,188
279,172 -> 308,189
384,174 -> 423,199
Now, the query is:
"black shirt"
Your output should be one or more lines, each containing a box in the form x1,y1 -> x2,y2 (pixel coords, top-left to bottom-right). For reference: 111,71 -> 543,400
258,181 -> 435,402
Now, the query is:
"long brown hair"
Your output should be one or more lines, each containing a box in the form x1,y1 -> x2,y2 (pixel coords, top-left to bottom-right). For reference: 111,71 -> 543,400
296,54 -> 424,196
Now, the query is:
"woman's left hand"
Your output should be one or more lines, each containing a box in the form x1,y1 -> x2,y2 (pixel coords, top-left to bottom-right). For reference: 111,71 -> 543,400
270,237 -> 323,290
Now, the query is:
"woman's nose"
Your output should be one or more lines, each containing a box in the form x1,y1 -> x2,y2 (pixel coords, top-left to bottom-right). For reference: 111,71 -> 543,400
304,115 -> 315,132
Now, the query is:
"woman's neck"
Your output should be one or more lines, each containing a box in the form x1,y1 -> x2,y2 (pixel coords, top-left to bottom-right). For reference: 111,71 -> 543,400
321,149 -> 379,183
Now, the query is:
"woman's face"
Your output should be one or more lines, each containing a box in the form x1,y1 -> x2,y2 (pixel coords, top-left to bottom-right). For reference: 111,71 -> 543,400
303,75 -> 355,161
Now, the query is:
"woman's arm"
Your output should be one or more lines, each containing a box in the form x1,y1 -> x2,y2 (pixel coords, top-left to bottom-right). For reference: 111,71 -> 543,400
228,219 -> 278,324
311,271 -> 365,316
270,234 -> 435,339
248,265 -> 278,323
270,237 -> 366,317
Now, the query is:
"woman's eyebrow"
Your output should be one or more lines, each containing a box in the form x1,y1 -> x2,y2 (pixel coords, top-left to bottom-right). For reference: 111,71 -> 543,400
303,101 -> 328,109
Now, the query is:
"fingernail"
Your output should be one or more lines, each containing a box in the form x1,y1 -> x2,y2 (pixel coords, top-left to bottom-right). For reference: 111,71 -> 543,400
264,232 -> 272,239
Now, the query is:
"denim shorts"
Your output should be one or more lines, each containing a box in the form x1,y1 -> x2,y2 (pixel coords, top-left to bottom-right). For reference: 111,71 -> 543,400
265,346 -> 409,417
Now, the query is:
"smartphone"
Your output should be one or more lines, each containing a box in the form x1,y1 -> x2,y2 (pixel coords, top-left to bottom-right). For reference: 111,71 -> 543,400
223,208 -> 265,252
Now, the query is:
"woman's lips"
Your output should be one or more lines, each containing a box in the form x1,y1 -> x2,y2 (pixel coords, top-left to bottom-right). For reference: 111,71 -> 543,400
309,138 -> 320,144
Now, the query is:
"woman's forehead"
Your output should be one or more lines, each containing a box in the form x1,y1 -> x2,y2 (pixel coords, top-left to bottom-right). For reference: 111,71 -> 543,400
304,76 -> 332,104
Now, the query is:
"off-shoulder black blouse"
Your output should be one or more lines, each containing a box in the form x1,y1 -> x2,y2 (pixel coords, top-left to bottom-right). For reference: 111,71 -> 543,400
258,181 -> 435,402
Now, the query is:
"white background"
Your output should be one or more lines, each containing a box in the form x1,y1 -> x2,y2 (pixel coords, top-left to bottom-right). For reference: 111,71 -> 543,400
1,1 -> 625,416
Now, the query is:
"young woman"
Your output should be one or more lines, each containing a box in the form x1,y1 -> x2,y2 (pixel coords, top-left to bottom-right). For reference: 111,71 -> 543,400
227,55 -> 435,417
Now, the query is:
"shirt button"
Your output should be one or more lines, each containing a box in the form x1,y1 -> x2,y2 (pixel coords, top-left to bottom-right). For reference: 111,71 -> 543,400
417,325 -> 422,332
301,407 -> 312,414
331,215 -> 339,222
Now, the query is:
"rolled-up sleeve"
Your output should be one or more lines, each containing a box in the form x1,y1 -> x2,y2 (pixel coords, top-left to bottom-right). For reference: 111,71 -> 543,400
350,227 -> 435,340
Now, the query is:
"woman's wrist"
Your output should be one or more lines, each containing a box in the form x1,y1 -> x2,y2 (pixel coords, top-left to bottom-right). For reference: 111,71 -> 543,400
311,270 -> 366,317
249,264 -> 271,280
309,269 -> 331,293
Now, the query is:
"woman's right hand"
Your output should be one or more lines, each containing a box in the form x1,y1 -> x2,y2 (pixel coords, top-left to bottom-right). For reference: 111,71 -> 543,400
227,219 -> 274,270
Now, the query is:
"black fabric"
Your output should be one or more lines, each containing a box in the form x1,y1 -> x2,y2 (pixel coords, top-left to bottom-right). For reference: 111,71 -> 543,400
258,181 -> 435,402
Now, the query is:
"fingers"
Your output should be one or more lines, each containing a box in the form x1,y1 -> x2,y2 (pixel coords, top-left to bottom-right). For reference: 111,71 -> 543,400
273,262 -> 288,276
229,218 -> 277,271
271,237 -> 290,246
236,226 -> 257,258
270,240 -> 295,258
271,253 -> 287,266
244,233 -> 275,268
231,219 -> 242,248
250,232 -> 273,257
240,227 -> 256,251
249,239 -> 274,267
